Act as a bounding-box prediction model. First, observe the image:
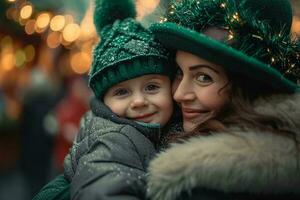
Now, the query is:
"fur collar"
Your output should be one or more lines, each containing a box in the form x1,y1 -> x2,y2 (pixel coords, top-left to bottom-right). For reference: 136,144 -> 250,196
147,94 -> 300,200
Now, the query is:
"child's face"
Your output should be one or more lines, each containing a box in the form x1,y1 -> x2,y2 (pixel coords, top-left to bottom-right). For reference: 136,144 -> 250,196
173,51 -> 230,132
104,74 -> 173,127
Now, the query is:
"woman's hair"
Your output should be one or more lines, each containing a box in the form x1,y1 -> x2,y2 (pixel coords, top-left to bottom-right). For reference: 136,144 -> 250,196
169,72 -> 298,143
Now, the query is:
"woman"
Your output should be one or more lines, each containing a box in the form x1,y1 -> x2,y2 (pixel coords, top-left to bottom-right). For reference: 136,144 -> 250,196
146,0 -> 300,199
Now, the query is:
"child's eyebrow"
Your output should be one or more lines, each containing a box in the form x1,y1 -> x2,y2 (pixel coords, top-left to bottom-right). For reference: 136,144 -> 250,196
146,78 -> 164,83
111,83 -> 126,89
144,74 -> 167,81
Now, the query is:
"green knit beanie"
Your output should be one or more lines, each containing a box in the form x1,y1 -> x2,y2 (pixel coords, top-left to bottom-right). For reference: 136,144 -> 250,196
89,0 -> 173,99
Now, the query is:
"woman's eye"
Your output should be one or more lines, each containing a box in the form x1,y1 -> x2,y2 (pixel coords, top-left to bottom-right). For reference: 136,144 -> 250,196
145,84 -> 160,92
114,88 -> 129,96
196,74 -> 213,84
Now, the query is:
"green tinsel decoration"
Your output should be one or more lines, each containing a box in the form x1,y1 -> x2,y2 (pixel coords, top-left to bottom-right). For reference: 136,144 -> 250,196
164,0 -> 300,82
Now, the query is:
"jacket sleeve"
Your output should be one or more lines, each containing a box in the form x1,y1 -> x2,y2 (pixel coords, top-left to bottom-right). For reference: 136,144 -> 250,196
65,124 -> 155,200
32,174 -> 70,200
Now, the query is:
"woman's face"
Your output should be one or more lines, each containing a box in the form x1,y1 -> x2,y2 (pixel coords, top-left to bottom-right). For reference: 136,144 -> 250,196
173,51 -> 230,132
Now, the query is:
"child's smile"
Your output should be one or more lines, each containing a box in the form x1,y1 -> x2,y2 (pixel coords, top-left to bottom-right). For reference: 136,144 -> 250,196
104,74 -> 173,126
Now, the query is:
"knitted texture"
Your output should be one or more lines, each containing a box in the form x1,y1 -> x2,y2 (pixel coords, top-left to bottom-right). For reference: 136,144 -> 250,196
89,18 -> 173,99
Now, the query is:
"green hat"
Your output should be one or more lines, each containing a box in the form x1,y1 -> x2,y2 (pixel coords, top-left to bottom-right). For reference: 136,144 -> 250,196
89,0 -> 173,99
150,0 -> 300,93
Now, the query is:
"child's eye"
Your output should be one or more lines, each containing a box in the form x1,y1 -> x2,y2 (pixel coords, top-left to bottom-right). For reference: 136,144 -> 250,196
195,74 -> 213,85
145,84 -> 160,92
114,88 -> 129,96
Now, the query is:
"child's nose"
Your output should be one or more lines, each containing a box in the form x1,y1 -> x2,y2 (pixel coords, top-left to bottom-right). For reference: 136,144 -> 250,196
130,94 -> 148,108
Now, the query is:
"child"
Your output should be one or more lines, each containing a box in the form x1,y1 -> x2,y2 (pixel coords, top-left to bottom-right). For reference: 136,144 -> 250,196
146,0 -> 300,199
63,0 -> 174,199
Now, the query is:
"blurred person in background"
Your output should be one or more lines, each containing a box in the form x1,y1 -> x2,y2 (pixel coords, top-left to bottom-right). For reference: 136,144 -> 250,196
52,76 -> 90,174
19,68 -> 63,198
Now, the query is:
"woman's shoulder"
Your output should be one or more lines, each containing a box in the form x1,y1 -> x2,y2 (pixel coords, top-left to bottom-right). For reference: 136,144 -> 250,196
253,93 -> 300,123
147,117 -> 300,200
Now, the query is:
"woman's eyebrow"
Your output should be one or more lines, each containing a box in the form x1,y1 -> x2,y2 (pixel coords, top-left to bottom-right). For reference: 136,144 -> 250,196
189,64 -> 219,74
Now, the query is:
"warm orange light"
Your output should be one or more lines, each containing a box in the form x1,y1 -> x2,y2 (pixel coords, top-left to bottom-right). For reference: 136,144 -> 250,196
142,0 -> 160,10
136,0 -> 160,19
15,49 -> 26,67
6,7 -> 19,21
6,7 -> 16,20
20,4 -> 33,19
35,25 -> 47,33
1,53 -> 15,71
1,36 -> 13,48
292,16 -> 300,35
80,4 -> 96,40
64,14 -> 74,24
47,32 -> 61,48
25,19 -> 36,35
24,45 -> 35,62
62,23 -> 81,42
7,0 -> 16,3
70,52 -> 91,74
36,13 -> 51,29
50,15 -> 66,31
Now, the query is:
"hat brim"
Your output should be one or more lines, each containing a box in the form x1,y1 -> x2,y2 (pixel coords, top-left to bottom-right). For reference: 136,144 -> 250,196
150,22 -> 299,93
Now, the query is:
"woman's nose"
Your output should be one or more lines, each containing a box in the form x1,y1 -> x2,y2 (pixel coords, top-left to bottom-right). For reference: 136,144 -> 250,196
173,78 -> 195,102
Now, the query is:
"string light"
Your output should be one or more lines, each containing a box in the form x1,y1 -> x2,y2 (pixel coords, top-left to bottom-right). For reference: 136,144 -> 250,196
227,30 -> 234,40
252,34 -> 263,41
228,34 -> 234,40
159,17 -> 168,23
220,3 -> 226,8
271,57 -> 275,63
231,12 -> 240,22
284,64 -> 295,74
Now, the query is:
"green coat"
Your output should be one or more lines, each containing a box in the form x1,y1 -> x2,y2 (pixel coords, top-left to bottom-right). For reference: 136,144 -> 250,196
32,174 -> 69,200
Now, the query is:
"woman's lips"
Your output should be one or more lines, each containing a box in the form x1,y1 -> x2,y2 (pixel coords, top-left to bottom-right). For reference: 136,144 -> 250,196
182,108 -> 209,119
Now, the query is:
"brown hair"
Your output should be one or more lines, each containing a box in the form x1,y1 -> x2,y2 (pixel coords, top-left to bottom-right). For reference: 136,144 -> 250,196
169,73 -> 298,143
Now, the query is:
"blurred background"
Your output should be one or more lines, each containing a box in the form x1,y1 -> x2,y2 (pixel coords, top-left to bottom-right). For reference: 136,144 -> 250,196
0,0 -> 299,199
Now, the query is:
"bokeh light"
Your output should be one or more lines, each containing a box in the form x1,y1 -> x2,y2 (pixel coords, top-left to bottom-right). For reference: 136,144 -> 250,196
25,19 -> 36,35
20,4 -> 33,19
50,15 -> 66,32
70,52 -> 91,74
62,23 -> 81,42
24,45 -> 35,62
36,12 -> 51,29
47,32 -> 61,48
15,49 -> 26,67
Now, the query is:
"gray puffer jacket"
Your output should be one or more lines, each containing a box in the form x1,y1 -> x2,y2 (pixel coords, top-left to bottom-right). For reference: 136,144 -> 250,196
64,98 -> 162,200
